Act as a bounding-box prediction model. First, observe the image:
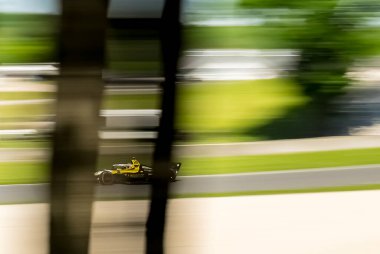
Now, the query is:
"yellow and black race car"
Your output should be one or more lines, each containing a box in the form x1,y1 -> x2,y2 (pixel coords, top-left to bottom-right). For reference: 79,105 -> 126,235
94,158 -> 181,185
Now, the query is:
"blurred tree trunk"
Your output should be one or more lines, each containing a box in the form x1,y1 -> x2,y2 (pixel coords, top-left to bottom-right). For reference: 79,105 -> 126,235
49,1 -> 107,254
146,0 -> 182,253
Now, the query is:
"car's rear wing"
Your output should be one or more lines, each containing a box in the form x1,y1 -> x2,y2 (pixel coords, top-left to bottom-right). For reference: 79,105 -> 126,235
171,162 -> 181,171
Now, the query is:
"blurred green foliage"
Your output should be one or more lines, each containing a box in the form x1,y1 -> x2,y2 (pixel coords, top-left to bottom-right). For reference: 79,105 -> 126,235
237,0 -> 380,135
239,0 -> 380,98
106,28 -> 162,75
0,14 -> 57,63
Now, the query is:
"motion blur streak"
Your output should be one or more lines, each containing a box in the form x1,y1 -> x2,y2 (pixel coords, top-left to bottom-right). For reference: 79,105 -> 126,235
2,0 -> 380,253
2,191 -> 380,253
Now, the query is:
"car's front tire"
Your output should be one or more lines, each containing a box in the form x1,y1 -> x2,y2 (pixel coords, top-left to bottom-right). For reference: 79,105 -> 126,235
100,171 -> 114,185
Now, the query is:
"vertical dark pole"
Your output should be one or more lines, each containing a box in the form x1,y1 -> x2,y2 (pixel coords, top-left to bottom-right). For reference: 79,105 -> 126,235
146,0 -> 182,253
49,1 -> 107,254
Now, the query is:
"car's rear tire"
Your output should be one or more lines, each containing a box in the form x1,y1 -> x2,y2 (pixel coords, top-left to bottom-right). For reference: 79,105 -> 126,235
100,171 -> 114,185
169,170 -> 177,182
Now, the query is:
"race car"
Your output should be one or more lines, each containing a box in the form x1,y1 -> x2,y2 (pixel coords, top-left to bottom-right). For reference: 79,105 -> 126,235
94,158 -> 181,185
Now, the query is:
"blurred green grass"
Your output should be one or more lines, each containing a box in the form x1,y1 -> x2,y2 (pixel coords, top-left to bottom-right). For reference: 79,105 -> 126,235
0,92 -> 53,101
0,140 -> 48,148
0,103 -> 52,119
180,148 -> 380,175
177,79 -> 308,142
184,25 -> 295,49
102,93 -> 159,109
0,162 -> 49,184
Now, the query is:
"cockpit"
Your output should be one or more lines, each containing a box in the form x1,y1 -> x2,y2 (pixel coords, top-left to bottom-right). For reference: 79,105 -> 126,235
112,164 -> 131,170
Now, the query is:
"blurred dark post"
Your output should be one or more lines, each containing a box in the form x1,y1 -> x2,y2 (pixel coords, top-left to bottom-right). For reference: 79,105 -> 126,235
146,0 -> 182,253
49,1 -> 107,254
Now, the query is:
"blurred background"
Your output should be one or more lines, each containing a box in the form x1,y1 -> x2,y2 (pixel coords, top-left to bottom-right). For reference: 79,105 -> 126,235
2,0 -> 380,253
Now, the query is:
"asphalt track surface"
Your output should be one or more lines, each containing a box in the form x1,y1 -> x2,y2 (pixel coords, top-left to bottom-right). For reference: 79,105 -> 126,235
2,165 -> 380,203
